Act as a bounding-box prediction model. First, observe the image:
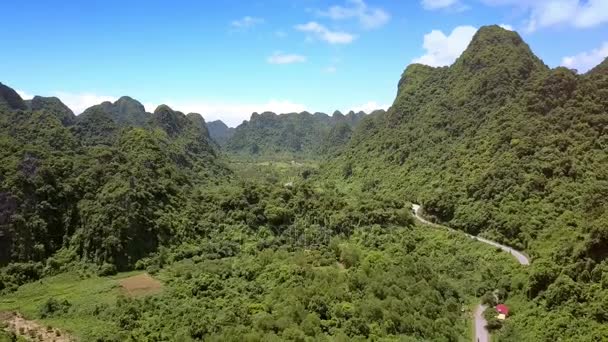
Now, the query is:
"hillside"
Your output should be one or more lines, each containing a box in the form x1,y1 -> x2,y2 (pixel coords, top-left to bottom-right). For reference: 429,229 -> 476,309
225,110 -> 371,157
0,84 -> 224,271
1,80 -> 521,341
323,25 -> 608,340
207,120 -> 235,145
80,96 -> 149,127
2,24 -> 608,342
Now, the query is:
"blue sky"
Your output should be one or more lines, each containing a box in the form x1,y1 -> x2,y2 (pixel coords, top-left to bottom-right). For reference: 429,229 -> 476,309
2,0 -> 607,126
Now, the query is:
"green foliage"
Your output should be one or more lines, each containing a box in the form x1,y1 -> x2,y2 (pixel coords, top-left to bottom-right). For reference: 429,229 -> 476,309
483,307 -> 502,331
320,25 -> 608,341
1,224 -> 523,341
0,85 -> 224,271
226,110 -> 371,158
39,297 -> 72,318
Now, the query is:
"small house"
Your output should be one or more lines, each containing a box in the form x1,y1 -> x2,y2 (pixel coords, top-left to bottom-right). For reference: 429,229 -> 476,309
496,304 -> 509,320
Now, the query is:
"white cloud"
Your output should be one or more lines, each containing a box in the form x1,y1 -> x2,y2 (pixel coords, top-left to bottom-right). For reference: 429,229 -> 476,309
499,23 -> 514,30
16,90 -> 33,100
346,101 -> 390,113
562,41 -> 608,73
231,16 -> 264,29
275,30 -> 288,38
481,0 -> 608,32
324,66 -> 338,73
267,52 -> 307,65
295,21 -> 356,44
53,92 -> 117,114
422,0 -> 458,9
145,100 -> 308,127
421,0 -> 469,11
318,0 -> 390,29
412,25 -> 478,67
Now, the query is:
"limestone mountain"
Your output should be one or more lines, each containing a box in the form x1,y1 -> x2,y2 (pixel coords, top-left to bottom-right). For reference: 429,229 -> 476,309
80,96 -> 149,127
0,82 -> 27,111
0,82 -> 224,269
207,120 -> 235,146
26,96 -> 76,126
323,25 -> 608,339
225,110 -> 369,157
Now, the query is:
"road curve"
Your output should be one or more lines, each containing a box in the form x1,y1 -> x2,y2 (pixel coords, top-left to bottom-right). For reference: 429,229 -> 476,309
411,204 -> 530,342
411,204 -> 529,265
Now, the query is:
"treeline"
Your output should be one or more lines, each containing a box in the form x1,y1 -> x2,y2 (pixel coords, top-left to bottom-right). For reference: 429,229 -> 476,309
222,110 -> 385,158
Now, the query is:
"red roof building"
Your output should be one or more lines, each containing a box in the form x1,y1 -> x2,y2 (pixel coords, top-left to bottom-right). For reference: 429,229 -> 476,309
496,304 -> 509,316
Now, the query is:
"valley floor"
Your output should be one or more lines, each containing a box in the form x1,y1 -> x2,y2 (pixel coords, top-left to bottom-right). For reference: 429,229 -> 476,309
0,158 -> 529,341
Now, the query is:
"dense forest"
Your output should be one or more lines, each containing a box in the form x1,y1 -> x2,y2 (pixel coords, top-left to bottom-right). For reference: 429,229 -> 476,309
1,24 -> 608,342
223,110 -> 379,158
321,25 -> 608,340
0,86 -> 224,273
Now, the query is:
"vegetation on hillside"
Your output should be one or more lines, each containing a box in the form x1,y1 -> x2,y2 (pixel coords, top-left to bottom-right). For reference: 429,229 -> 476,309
0,87 -> 223,280
225,110 -> 374,158
321,25 -> 608,340
1,24 -> 608,341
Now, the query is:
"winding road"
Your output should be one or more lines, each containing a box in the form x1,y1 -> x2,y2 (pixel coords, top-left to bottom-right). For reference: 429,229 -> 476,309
411,204 -> 530,342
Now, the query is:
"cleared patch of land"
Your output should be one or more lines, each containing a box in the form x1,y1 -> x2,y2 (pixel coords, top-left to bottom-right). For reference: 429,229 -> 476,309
0,271 -> 158,340
1,311 -> 73,341
119,273 -> 162,297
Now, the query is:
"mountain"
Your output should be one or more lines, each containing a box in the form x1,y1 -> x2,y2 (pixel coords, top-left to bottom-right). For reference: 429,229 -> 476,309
324,25 -> 608,340
0,82 -> 224,270
207,120 -> 235,145
0,83 -> 27,111
588,56 -> 608,76
26,96 -> 76,125
225,110 -> 369,157
80,96 -> 150,127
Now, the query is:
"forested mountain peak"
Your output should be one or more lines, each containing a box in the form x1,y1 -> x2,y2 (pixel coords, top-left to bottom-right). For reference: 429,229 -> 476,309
588,57 -> 608,75
152,104 -> 190,137
81,96 -> 149,127
0,82 -> 27,111
115,95 -> 147,115
27,96 -> 76,126
323,24 -> 608,340
451,25 -> 546,79
455,26 -> 539,65
186,112 -> 211,139
208,119 -> 229,129
207,120 -> 235,145
225,109 -> 372,156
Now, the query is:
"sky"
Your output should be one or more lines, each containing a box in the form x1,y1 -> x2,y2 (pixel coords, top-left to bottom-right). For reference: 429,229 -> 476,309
2,0 -> 608,127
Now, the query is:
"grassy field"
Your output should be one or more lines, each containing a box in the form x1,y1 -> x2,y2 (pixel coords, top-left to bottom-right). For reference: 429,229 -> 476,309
228,157 -> 320,184
0,271 -> 153,339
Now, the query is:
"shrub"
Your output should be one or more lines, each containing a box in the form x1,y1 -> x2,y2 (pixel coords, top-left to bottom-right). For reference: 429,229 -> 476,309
39,298 -> 72,318
98,263 -> 117,276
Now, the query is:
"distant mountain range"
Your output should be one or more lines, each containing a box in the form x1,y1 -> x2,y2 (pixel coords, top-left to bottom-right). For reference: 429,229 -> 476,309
219,109 -> 385,158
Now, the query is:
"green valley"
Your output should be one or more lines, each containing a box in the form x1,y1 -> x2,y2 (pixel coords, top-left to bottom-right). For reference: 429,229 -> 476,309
1,23 -> 608,342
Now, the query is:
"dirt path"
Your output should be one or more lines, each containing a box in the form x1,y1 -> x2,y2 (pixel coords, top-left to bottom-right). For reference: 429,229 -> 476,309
411,203 -> 530,342
1,311 -> 73,341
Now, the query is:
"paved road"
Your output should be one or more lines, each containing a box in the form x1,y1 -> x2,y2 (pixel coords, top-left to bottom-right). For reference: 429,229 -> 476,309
411,203 -> 530,342
411,204 -> 530,265
474,304 -> 489,342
